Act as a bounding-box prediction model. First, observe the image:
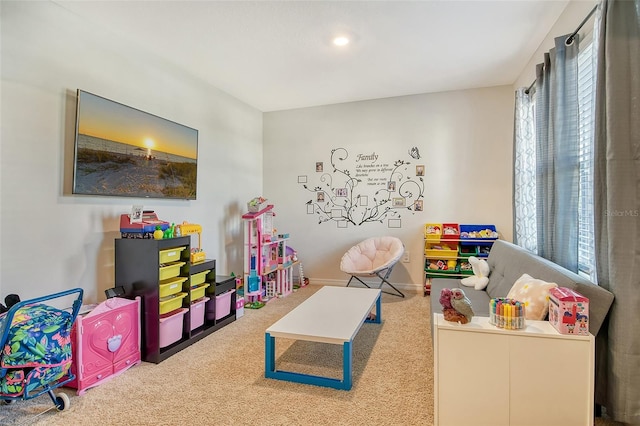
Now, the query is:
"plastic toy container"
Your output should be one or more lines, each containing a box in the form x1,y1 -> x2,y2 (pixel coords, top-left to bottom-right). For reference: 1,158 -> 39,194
159,292 -> 187,315
159,308 -> 188,348
458,245 -> 478,257
424,259 -> 459,274
159,262 -> 185,280
424,223 -> 443,242
424,242 -> 458,259
189,297 -> 209,331
190,283 -> 210,301
190,269 -> 210,286
159,276 -> 187,298
441,223 -> 460,240
215,290 -> 235,320
459,224 -> 498,246
458,259 -> 474,275
159,246 -> 186,264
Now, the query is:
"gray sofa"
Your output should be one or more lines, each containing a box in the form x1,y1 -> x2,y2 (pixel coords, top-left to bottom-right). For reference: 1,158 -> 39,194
429,239 -> 614,337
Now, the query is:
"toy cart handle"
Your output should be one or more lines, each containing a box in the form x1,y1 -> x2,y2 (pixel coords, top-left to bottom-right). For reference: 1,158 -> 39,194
0,288 -> 84,346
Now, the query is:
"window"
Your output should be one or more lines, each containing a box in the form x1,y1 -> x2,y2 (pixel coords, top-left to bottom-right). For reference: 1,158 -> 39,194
577,34 -> 597,282
514,30 -> 597,282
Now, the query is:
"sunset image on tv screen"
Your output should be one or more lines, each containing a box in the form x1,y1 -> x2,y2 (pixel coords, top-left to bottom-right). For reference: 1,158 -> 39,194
73,90 -> 198,200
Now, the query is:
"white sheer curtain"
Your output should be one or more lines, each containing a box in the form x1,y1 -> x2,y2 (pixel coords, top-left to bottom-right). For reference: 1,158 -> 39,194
513,88 -> 537,252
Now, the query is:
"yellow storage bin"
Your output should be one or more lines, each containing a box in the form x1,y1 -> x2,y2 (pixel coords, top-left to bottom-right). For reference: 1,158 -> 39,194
424,242 -> 458,259
190,269 -> 211,286
159,246 -> 186,264
190,283 -> 210,301
159,292 -> 187,315
159,261 -> 186,280
424,223 -> 443,242
159,276 -> 188,298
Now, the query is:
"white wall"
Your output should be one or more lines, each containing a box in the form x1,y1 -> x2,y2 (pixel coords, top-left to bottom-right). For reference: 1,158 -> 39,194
0,1 -> 263,303
514,0 -> 598,88
263,87 -> 515,291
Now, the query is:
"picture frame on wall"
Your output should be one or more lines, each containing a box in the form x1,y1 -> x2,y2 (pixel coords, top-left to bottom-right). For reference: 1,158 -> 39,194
415,199 -> 424,211
393,197 -> 405,207
416,165 -> 425,176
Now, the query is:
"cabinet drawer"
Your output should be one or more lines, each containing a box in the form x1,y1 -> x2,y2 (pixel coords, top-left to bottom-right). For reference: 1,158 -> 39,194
159,276 -> 188,298
159,246 -> 186,263
159,261 -> 186,280
79,365 -> 113,389
113,354 -> 140,374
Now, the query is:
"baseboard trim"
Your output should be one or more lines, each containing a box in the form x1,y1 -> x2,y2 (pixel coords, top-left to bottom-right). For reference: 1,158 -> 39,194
306,278 -> 423,294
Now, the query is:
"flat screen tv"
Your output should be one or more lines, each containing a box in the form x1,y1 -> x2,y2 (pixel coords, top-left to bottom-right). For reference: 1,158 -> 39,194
73,89 -> 198,200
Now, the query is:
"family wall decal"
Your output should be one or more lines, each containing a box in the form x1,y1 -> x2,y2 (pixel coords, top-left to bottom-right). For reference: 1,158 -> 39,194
299,147 -> 425,228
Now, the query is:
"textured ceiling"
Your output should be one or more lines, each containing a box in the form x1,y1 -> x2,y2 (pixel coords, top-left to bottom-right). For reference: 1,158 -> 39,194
54,0 -> 569,112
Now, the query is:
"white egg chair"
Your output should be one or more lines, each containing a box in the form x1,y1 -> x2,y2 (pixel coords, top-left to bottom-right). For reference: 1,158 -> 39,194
340,236 -> 405,298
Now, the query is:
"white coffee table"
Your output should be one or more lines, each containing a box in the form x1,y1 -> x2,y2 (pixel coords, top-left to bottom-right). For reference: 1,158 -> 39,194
265,286 -> 382,390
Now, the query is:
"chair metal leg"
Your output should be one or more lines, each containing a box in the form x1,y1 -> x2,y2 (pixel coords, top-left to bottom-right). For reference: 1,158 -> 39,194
346,268 -> 404,298
347,276 -> 372,288
376,271 -> 405,298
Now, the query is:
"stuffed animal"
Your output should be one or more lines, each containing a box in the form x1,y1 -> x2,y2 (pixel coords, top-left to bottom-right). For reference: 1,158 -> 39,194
460,256 -> 490,290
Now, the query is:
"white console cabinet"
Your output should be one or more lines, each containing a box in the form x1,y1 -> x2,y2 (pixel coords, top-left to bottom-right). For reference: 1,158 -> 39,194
433,313 -> 594,426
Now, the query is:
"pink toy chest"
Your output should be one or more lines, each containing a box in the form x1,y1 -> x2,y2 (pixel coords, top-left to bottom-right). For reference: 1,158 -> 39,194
548,287 -> 589,335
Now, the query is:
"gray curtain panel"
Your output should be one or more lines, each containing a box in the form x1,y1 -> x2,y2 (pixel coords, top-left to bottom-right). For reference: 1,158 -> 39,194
594,0 -> 640,423
535,36 -> 580,272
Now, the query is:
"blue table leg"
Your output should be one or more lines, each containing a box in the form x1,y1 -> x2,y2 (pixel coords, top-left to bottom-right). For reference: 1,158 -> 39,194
342,341 -> 353,390
265,333 -> 275,375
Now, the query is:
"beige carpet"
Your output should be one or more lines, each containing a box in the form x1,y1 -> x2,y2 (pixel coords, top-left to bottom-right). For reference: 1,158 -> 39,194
1,285 -> 433,426
0,285 -> 623,426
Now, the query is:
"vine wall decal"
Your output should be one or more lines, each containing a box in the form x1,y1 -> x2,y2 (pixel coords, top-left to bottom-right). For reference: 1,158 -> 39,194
299,147 -> 425,227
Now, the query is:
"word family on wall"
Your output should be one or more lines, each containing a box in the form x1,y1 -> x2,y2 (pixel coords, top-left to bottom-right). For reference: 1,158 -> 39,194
298,147 -> 425,228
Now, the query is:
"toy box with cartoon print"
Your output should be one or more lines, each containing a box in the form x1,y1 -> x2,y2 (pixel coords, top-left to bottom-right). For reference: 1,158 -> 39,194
548,287 -> 589,335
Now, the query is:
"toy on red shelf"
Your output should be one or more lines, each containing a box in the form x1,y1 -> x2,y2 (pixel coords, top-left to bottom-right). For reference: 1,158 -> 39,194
120,211 -> 169,239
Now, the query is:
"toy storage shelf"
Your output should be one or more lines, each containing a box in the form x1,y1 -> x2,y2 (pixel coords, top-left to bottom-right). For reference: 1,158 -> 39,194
422,224 -> 498,296
115,236 -> 235,364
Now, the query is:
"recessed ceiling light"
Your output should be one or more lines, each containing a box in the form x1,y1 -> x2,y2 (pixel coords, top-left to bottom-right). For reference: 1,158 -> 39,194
333,36 -> 350,47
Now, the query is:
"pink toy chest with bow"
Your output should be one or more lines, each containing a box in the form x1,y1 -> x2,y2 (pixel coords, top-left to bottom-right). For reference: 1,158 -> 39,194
548,287 -> 589,336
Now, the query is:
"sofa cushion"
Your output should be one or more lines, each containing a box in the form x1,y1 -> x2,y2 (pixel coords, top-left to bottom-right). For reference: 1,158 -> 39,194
506,273 -> 558,320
